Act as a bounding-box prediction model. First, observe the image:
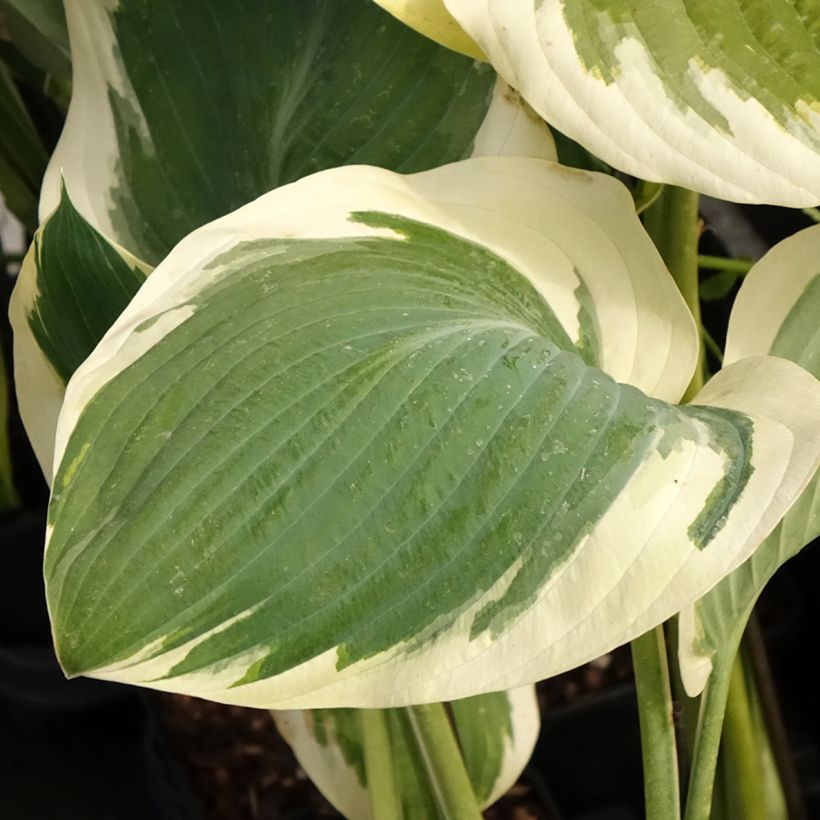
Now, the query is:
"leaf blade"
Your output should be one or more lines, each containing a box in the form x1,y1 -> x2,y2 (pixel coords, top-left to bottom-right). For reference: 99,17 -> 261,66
44,159 -> 820,708
443,0 -> 820,205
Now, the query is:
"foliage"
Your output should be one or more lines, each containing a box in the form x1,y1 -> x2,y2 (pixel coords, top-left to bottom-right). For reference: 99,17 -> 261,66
2,2 -> 820,818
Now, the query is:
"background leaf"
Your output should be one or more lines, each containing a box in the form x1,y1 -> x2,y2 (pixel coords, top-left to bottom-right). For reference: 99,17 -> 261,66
274,687 -> 539,818
44,0 -> 554,265
0,0 -> 70,81
442,0 -> 820,205
0,60 -> 49,229
9,186 -> 148,482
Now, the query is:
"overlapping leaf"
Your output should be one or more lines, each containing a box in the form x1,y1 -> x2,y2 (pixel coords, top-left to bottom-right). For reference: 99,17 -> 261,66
9,187 -> 149,482
43,157 -> 820,708
43,0 -> 555,266
274,688 -> 538,818
680,225 -> 820,695
381,0 -> 820,206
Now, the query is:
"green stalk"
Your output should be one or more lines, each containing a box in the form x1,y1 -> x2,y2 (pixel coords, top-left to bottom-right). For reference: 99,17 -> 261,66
643,186 -> 703,401
631,626 -> 681,820
744,617 -> 807,820
701,327 -> 724,364
684,628 -> 792,820
697,255 -> 752,275
683,652 -> 734,820
720,659 -> 769,820
405,703 -> 482,820
361,709 -> 403,820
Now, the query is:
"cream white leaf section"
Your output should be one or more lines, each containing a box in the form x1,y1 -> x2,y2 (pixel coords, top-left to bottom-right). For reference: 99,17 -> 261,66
273,687 -> 539,818
371,0 -> 484,60
443,0 -> 820,206
472,80 -> 556,163
44,159 -> 819,710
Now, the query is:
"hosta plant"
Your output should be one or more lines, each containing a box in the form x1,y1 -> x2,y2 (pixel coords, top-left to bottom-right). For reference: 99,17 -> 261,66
2,1 -> 820,818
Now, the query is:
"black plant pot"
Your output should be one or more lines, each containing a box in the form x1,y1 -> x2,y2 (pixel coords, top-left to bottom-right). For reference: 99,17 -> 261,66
0,510 -> 202,820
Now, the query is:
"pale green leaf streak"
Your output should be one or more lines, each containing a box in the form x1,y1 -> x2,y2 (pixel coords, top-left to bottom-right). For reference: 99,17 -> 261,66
46,215 -> 754,691
445,0 -> 820,203
563,0 -> 820,134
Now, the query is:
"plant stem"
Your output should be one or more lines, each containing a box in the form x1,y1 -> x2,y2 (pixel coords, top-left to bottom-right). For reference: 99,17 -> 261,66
631,626 -> 681,820
361,709 -> 403,820
720,657 -> 769,820
644,186 -> 703,401
701,327 -> 724,364
683,652 -> 734,820
802,206 -> 820,223
406,703 -> 483,820
744,616 -> 807,820
697,254 -> 753,274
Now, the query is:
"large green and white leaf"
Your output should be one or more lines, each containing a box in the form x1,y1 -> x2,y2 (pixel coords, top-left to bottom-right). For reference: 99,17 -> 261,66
371,0 -> 483,60
420,0 -> 820,206
43,0 -> 554,266
9,185 -> 148,483
680,226 -> 820,696
274,687 -> 538,818
44,157 -> 820,708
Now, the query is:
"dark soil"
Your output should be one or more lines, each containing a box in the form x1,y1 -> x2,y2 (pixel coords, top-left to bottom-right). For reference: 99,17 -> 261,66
157,647 -> 634,820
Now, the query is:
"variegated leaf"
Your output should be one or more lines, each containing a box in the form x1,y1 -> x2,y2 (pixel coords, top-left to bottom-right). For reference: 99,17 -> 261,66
680,226 -> 820,696
9,186 -> 149,483
44,157 -> 819,708
44,0 -> 554,266
426,0 -> 820,206
273,687 -> 539,818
